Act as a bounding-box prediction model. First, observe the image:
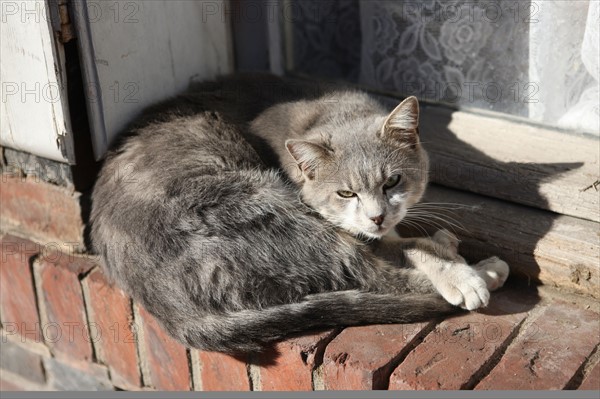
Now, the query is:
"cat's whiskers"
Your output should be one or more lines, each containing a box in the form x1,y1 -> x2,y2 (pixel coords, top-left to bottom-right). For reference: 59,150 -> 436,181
406,209 -> 466,230
410,202 -> 475,217
409,203 -> 474,230
398,219 -> 431,238
410,202 -> 475,212
402,214 -> 452,235
401,201 -> 470,235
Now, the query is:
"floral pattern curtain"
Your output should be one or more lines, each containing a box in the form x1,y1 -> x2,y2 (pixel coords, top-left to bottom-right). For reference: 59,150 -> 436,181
288,0 -> 599,135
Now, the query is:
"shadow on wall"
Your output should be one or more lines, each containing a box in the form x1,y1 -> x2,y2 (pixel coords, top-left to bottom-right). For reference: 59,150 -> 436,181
396,103 -> 582,295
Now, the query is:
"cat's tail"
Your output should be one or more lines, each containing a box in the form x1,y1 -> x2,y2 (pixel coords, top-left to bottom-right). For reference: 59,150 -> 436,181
176,290 -> 458,353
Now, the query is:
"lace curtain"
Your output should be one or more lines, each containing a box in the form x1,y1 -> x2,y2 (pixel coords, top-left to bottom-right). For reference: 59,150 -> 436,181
289,0 -> 599,135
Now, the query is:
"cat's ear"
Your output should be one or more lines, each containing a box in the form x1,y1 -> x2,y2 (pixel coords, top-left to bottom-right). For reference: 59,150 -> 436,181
381,96 -> 420,147
285,139 -> 331,180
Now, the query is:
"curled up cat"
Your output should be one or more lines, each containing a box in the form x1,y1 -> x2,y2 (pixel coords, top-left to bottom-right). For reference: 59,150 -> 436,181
90,74 -> 509,353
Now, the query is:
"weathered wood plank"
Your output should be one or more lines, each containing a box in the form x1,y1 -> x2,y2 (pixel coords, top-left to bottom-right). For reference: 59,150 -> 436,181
74,0 -> 233,159
0,0 -> 73,162
399,184 -> 599,298
418,103 -> 598,222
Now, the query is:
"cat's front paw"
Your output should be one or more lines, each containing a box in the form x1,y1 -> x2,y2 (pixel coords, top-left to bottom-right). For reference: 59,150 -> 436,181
434,263 -> 490,310
473,256 -> 510,291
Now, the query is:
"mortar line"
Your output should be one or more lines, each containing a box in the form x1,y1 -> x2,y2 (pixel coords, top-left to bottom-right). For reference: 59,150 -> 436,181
376,319 -> 441,390
311,327 -> 343,391
565,342 -> 600,389
461,317 -> 527,389
79,267 -> 99,364
466,304 -> 549,389
30,255 -> 53,357
131,301 -> 148,388
185,348 -> 194,391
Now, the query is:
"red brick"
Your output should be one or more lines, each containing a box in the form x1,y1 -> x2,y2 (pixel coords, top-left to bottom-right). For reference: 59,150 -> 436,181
34,252 -> 94,362
389,290 -> 529,390
0,176 -> 84,246
82,268 -> 141,389
136,304 -> 191,390
323,323 -> 431,390
0,235 -> 42,341
476,302 -> 599,390
258,331 -> 336,390
579,360 -> 600,390
194,351 -> 250,391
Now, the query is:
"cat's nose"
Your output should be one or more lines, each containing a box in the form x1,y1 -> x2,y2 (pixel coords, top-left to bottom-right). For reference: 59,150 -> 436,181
370,215 -> 385,226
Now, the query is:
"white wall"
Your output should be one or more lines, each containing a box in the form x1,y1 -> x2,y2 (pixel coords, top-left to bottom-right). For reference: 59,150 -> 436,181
73,0 -> 233,159
1,0 -> 233,163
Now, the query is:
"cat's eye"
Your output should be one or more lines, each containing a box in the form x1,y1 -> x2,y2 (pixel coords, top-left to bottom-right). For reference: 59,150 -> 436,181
337,190 -> 357,198
383,174 -> 401,189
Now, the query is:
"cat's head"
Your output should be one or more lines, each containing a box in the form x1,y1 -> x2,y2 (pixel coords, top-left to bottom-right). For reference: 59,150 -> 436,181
286,96 -> 428,239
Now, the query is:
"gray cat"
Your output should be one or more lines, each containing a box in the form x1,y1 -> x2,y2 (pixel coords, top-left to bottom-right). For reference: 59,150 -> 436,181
90,74 -> 508,353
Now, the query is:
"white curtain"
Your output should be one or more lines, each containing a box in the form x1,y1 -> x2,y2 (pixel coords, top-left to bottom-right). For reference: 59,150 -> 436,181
287,0 -> 599,135
356,0 -> 599,135
556,0 -> 599,133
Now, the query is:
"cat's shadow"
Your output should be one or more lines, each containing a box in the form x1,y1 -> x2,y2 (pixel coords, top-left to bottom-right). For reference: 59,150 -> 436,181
232,328 -> 341,368
396,106 -> 582,317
